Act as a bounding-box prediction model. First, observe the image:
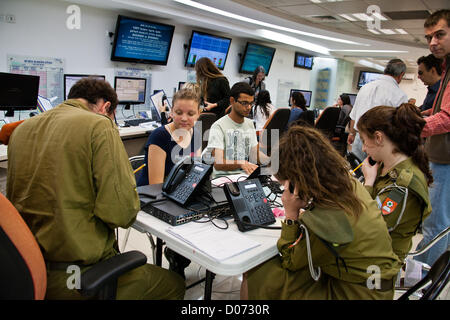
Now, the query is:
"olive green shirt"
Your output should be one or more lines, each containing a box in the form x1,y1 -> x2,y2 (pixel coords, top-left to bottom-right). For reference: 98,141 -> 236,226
278,180 -> 401,284
6,100 -> 140,265
364,158 -> 431,262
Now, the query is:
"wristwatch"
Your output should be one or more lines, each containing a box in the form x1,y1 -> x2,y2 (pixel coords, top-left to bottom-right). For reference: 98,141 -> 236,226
284,218 -> 299,226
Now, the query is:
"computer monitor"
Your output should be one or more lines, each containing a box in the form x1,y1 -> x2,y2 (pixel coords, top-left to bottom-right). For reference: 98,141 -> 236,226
0,72 -> 40,117
357,71 -> 382,89
239,42 -> 276,75
343,93 -> 357,106
64,74 -> 106,100
111,15 -> 175,65
37,95 -> 54,113
185,30 -> 232,70
289,89 -> 312,108
178,82 -> 186,90
294,52 -> 314,70
114,76 -> 146,109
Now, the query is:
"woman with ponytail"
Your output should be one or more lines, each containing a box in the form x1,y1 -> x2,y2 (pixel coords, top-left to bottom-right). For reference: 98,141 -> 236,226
357,103 -> 432,262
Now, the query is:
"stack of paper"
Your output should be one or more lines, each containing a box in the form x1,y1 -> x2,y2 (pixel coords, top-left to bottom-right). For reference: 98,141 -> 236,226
167,222 -> 260,262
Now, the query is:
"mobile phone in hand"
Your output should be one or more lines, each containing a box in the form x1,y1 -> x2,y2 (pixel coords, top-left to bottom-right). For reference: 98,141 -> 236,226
368,157 -> 376,166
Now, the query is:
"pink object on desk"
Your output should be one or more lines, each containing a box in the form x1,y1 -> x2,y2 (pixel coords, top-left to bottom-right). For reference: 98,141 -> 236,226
272,208 -> 285,217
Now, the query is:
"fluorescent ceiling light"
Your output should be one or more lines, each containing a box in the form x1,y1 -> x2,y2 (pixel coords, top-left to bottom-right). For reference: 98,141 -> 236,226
174,0 -> 362,45
331,49 -> 408,53
339,14 -> 357,21
396,29 -> 408,34
352,13 -> 372,21
256,29 -> 330,55
358,59 -> 385,72
367,29 -> 381,35
310,0 -> 322,3
379,29 -> 396,35
372,12 -> 388,21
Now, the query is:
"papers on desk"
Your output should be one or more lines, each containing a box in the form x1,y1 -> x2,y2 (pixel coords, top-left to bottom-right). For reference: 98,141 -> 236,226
167,222 -> 260,262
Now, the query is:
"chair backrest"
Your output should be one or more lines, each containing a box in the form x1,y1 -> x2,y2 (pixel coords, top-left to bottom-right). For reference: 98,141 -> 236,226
315,107 -> 340,135
259,108 -> 291,156
292,110 -> 315,127
399,249 -> 450,300
0,193 -> 47,299
196,112 -> 217,151
129,155 -> 146,183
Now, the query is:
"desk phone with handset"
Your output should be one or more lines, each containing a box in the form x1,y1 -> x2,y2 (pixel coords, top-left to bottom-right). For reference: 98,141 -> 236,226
162,156 -> 212,206
224,178 -> 276,232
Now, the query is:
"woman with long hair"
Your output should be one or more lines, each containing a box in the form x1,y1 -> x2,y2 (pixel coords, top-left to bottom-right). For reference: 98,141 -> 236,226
244,65 -> 266,97
357,103 -> 432,262
195,57 -> 230,119
253,90 -> 275,130
242,126 -> 401,300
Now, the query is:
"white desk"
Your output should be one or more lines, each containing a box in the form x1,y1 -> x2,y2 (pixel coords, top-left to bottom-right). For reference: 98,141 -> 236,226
0,145 -> 7,162
133,211 -> 281,299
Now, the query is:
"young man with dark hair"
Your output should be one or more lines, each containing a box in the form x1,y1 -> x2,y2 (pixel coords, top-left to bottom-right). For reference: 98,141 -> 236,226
6,78 -> 185,300
417,54 -> 442,112
414,9 -> 450,268
207,82 -> 267,178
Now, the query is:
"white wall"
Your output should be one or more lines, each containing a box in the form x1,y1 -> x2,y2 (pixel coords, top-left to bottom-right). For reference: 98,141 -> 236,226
0,0 -> 312,117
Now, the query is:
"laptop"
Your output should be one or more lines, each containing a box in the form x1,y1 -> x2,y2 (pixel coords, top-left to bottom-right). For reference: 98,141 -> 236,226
36,95 -> 54,113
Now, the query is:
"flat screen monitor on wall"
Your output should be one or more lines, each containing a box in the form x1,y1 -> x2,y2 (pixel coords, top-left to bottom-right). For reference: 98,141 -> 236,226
185,31 -> 232,70
289,89 -> 312,108
111,15 -> 175,65
239,42 -> 276,75
294,52 -> 314,70
0,72 -> 40,117
114,76 -> 146,109
64,74 -> 106,100
357,71 -> 382,89
343,93 -> 357,106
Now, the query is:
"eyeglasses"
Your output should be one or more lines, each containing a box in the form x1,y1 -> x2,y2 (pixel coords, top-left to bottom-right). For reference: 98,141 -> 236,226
425,30 -> 447,43
236,100 -> 255,107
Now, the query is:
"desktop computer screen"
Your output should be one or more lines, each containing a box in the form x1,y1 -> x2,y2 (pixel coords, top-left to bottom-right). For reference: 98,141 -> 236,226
0,72 -> 40,117
289,89 -> 312,108
114,77 -> 146,105
64,74 -> 106,100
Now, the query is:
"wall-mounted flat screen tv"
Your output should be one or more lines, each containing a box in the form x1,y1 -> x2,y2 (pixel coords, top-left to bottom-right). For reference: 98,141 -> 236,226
185,31 -> 232,70
239,42 -> 276,75
357,71 -> 382,89
111,15 -> 175,65
294,52 -> 314,70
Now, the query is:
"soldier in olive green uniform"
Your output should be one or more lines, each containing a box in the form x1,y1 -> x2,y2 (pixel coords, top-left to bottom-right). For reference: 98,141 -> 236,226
243,126 -> 402,300
7,79 -> 185,300
358,104 -> 433,264
247,181 -> 401,300
364,159 -> 431,262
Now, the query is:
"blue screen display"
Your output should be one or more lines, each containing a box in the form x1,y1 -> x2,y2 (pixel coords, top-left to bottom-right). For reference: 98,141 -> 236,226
290,89 -> 312,107
186,31 -> 231,70
111,16 -> 175,65
295,53 -> 313,69
240,43 -> 275,75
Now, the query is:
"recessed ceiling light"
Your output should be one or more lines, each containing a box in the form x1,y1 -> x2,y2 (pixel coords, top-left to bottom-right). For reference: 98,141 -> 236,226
339,14 -> 357,21
367,29 -> 381,34
379,29 -> 396,35
358,59 -> 385,72
352,13 -> 372,21
395,29 -> 408,34
331,49 -> 408,53
174,0 -> 362,45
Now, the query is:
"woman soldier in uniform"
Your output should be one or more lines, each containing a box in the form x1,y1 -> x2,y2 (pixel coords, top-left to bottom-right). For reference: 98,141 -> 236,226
357,103 -> 432,263
241,126 -> 402,300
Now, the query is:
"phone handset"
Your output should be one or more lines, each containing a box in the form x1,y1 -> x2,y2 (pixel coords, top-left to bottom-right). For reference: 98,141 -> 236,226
162,156 -> 191,193
368,157 -> 376,166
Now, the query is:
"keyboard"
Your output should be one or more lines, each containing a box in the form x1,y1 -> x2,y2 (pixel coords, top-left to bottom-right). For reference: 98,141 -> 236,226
124,118 -> 153,127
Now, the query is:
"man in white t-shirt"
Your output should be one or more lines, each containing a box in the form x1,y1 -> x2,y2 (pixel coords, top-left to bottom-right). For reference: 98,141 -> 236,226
207,82 -> 268,178
347,59 -> 409,161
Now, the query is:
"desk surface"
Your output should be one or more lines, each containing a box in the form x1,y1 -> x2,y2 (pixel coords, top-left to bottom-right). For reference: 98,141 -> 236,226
133,211 -> 281,276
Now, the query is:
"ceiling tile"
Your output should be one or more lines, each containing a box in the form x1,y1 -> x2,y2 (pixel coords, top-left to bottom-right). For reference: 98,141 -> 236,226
315,1 -> 374,14
421,0 -> 450,10
362,0 -> 427,12
275,4 -> 333,16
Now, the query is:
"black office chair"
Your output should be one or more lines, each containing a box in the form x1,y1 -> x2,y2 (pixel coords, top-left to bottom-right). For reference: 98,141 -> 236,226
195,112 -> 217,151
258,108 -> 291,157
291,110 -> 315,128
0,192 -> 147,300
315,106 -> 341,138
398,249 -> 450,300
345,151 -> 364,181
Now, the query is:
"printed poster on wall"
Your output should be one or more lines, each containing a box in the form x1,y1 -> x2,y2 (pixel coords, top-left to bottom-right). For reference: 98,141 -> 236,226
7,54 -> 65,105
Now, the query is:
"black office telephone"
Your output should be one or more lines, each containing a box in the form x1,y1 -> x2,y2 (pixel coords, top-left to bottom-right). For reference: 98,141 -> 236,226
224,178 -> 276,232
162,156 -> 212,206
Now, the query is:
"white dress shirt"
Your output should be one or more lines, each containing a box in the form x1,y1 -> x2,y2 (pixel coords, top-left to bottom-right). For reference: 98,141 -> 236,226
350,75 -> 408,130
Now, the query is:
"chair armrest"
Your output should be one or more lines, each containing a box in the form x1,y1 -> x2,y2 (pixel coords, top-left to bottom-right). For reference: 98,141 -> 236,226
79,251 -> 147,297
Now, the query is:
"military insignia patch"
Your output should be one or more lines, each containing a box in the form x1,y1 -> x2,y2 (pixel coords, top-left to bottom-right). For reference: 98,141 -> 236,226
382,197 -> 398,215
